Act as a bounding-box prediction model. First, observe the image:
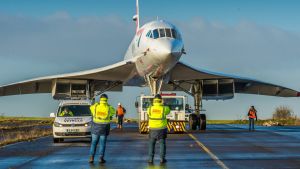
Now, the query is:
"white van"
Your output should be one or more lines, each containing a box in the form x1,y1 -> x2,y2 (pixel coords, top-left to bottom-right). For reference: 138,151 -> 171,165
50,100 -> 92,143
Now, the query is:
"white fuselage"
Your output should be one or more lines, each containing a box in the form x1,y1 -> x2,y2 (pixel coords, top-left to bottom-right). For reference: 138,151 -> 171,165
124,20 -> 184,79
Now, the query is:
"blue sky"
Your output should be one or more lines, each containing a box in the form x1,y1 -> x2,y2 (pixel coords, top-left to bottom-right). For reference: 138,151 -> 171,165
0,0 -> 299,119
1,0 -> 300,31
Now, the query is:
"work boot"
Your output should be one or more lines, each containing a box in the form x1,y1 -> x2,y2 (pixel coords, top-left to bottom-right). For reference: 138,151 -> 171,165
99,157 -> 106,164
160,158 -> 167,164
88,156 -> 94,163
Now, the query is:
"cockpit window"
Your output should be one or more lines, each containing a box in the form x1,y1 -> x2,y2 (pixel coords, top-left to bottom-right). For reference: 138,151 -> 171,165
146,31 -> 153,38
165,29 -> 171,38
171,29 -> 177,39
153,29 -> 159,39
148,28 -> 181,40
159,29 -> 165,38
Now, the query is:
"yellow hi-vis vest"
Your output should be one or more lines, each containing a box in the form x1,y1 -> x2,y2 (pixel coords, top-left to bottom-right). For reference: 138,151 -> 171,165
90,99 -> 115,124
59,111 -> 74,117
147,102 -> 170,129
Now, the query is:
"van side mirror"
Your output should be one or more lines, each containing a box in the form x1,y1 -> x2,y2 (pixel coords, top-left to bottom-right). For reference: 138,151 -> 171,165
50,113 -> 56,118
135,101 -> 139,108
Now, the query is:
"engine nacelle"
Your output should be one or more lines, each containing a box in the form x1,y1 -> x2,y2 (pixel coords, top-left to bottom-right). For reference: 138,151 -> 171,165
51,79 -> 90,100
202,79 -> 234,100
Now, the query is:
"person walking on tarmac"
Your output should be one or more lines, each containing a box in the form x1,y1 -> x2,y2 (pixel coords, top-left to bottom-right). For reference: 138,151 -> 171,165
248,105 -> 258,131
147,94 -> 170,164
89,94 -> 115,163
116,103 -> 126,129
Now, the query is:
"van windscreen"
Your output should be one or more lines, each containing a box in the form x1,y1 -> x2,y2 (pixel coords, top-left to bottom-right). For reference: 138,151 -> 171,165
58,105 -> 91,117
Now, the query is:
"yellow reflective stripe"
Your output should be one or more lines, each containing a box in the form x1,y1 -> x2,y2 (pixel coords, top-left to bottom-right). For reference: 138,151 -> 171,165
140,121 -> 149,133
166,121 -> 187,132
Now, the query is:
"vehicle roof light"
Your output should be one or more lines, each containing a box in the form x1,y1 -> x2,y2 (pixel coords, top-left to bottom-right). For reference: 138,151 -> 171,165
161,93 -> 176,96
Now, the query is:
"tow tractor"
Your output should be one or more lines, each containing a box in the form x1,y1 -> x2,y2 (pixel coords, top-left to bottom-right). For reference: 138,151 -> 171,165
135,93 -> 189,133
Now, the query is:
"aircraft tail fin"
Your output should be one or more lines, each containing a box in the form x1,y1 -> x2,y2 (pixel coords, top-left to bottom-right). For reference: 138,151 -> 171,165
133,0 -> 140,33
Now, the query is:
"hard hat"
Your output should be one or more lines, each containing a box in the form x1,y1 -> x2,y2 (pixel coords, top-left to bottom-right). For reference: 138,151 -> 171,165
118,102 -> 121,106
154,94 -> 162,100
100,94 -> 108,99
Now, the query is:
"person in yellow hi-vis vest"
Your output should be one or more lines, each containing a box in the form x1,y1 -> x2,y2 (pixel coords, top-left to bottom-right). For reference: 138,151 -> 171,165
147,94 -> 170,164
89,94 -> 115,164
59,107 -> 74,117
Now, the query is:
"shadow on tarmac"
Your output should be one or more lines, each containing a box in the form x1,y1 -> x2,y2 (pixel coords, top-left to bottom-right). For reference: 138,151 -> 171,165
88,163 -> 168,169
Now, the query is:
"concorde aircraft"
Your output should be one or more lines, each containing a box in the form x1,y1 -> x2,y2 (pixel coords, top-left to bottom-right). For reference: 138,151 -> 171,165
0,0 -> 299,130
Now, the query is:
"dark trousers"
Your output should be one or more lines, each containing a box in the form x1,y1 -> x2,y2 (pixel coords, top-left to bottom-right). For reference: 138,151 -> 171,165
117,115 -> 124,126
148,129 -> 167,160
148,138 -> 166,160
249,118 -> 255,131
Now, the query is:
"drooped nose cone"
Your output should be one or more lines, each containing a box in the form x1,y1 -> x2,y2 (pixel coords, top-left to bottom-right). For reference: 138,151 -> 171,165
152,39 -> 183,63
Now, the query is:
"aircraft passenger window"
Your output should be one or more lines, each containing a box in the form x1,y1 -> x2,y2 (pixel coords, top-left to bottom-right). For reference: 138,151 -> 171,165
165,28 -> 171,38
159,28 -> 166,37
153,29 -> 159,39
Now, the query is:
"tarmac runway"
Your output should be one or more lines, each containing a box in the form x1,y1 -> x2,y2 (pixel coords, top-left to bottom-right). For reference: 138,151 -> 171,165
1,124 -> 300,169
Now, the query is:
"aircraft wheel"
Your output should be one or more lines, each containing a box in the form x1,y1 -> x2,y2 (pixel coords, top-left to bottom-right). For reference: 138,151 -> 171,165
199,114 -> 206,130
53,138 -> 59,143
189,114 -> 198,130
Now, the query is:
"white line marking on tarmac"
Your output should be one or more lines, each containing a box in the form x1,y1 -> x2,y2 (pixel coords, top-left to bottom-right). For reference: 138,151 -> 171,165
188,133 -> 230,169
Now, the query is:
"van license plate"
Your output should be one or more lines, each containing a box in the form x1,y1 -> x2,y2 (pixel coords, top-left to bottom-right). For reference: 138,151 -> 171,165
66,129 -> 79,132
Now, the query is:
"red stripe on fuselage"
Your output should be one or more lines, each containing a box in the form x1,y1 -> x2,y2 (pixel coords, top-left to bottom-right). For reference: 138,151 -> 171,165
297,92 -> 300,97
136,28 -> 144,36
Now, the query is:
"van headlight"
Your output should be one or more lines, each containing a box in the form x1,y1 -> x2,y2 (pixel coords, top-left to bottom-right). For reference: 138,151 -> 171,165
84,121 -> 92,127
54,122 -> 62,127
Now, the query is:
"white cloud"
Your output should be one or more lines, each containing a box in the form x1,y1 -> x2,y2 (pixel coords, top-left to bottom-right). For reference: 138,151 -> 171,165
0,13 -> 133,64
177,18 -> 300,89
0,13 -> 135,83
44,11 -> 71,21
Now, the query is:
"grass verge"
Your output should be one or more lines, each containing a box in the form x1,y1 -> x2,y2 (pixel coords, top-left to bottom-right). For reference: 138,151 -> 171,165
0,116 -> 53,122
0,127 -> 52,147
207,119 -> 299,126
0,116 -> 53,147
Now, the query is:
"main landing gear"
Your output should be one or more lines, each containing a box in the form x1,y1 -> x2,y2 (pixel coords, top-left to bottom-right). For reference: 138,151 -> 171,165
189,114 -> 206,131
188,81 -> 206,131
146,76 -> 207,131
